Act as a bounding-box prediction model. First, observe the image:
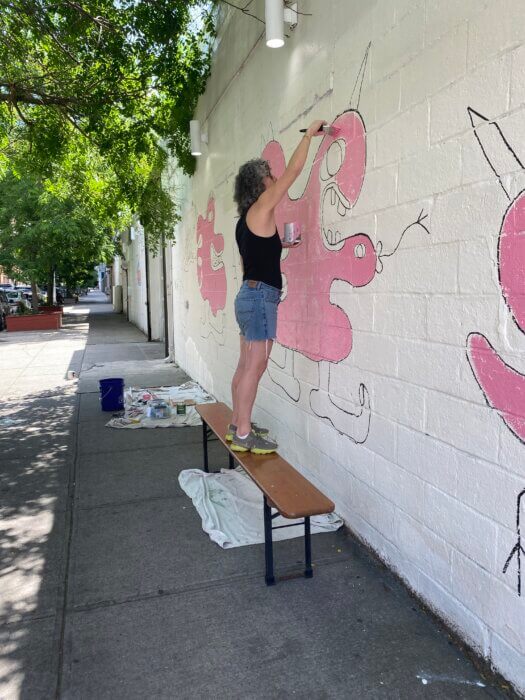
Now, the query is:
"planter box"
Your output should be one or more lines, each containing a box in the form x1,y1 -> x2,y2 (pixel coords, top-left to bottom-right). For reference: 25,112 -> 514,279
6,313 -> 61,332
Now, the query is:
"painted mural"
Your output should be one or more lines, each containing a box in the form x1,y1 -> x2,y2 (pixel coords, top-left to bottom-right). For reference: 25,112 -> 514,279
196,196 -> 227,344
262,49 -> 429,442
465,108 -> 525,595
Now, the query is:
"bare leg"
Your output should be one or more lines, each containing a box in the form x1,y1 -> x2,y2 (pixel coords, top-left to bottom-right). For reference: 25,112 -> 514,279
231,335 -> 247,426
236,340 -> 273,436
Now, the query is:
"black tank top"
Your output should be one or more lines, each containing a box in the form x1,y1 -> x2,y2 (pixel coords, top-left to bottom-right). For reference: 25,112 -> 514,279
235,215 -> 282,290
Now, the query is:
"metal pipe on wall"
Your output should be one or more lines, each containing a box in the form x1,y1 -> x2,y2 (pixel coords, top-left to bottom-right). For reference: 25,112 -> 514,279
144,232 -> 152,342
161,235 -> 169,358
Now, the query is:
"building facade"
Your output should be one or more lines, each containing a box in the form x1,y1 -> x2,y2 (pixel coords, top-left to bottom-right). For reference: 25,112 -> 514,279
162,1 -> 525,691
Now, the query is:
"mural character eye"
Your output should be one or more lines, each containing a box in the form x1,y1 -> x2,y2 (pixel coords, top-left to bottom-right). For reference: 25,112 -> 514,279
320,140 -> 345,181
354,243 -> 366,259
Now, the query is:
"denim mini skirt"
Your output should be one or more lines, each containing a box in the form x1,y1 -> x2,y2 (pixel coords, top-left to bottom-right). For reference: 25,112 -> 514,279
234,280 -> 281,341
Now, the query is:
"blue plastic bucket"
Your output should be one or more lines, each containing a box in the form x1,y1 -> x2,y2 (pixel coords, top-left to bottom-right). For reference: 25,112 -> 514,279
99,377 -> 124,411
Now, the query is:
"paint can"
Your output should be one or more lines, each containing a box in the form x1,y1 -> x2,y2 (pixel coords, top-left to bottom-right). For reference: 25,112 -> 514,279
284,222 -> 300,243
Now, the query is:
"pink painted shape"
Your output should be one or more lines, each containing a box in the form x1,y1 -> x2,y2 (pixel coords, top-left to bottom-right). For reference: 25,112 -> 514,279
196,197 -> 227,315
467,333 -> 525,443
500,192 -> 525,332
262,110 -> 377,362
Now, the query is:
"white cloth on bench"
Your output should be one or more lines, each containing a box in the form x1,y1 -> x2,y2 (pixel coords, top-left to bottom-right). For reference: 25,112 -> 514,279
178,466 -> 343,549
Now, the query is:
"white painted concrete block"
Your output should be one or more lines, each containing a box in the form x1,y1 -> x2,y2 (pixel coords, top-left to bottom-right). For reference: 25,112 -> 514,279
458,239 -> 501,295
417,571 -> 490,656
468,0 -> 525,70
398,139 -> 462,202
430,54 -> 511,144
353,163 -> 398,216
373,293 -> 427,340
376,100 -> 429,167
367,412 -> 397,462
431,181 -> 504,243
426,294 -> 499,346
371,72 -> 401,129
348,477 -> 397,539
396,426 -> 459,497
455,456 -> 524,530
374,454 -> 426,522
424,0 -> 490,46
400,22 -> 467,110
425,390 -> 500,463
352,331 -> 399,377
427,494 -> 498,571
490,633 -> 525,696
397,339 -> 463,395
372,4 -> 425,82
373,375 -> 426,431
395,511 -> 452,588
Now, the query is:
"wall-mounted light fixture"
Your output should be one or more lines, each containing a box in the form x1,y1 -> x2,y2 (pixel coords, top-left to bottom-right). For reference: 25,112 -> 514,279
265,0 -> 298,48
190,119 -> 208,156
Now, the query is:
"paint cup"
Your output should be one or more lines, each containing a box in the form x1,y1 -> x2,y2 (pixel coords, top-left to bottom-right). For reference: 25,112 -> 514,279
284,222 -> 300,243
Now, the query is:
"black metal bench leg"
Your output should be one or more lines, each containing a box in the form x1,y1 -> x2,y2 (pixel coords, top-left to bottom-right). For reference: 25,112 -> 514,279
228,452 -> 234,470
264,497 -> 275,586
202,420 -> 209,473
304,516 -> 313,578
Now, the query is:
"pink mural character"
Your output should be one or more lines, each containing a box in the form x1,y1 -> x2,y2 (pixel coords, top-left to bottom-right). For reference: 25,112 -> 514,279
260,47 -> 429,441
262,110 -> 376,362
196,197 -> 227,343
466,109 -> 525,445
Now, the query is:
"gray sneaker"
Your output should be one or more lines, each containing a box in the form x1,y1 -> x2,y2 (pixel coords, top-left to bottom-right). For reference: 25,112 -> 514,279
230,430 -> 278,454
226,422 -> 269,441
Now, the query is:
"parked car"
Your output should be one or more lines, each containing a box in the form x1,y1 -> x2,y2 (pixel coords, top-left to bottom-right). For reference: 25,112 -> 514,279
6,290 -> 31,313
0,283 -> 14,291
0,290 -> 10,330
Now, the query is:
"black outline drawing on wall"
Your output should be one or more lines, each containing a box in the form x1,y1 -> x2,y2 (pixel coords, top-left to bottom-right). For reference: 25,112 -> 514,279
265,44 -> 430,442
466,108 -> 525,596
503,488 -> 525,596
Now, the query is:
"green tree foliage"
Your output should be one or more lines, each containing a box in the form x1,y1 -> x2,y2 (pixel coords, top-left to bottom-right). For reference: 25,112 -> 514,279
0,0 -> 215,247
0,170 -> 114,305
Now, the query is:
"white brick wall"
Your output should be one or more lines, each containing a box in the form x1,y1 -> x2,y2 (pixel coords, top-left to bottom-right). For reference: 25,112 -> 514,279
167,0 -> 525,693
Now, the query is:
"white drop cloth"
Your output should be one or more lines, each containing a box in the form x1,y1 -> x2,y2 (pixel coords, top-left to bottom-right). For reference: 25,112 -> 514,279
178,467 -> 343,548
105,381 -> 215,429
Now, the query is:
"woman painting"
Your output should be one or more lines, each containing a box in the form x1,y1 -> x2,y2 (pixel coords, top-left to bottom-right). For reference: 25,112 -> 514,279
226,119 -> 326,454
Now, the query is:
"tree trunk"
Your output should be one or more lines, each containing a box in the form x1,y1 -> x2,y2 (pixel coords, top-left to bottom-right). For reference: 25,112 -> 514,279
47,269 -> 54,306
31,279 -> 39,312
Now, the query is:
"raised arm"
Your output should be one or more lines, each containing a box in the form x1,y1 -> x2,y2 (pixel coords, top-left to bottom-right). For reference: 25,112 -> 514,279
249,119 -> 326,234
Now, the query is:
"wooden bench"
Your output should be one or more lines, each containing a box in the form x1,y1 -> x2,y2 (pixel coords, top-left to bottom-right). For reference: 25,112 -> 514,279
196,402 -> 335,585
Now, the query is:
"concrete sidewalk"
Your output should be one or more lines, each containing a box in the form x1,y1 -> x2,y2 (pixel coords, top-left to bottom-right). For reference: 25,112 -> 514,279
0,294 -> 514,698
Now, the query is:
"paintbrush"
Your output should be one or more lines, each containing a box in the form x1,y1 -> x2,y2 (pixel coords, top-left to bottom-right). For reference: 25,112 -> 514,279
299,125 -> 340,136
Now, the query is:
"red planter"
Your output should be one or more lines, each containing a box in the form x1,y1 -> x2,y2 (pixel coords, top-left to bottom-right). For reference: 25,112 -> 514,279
6,312 -> 61,332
